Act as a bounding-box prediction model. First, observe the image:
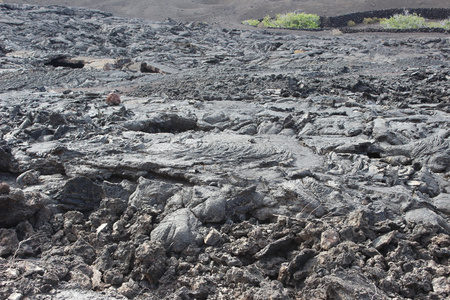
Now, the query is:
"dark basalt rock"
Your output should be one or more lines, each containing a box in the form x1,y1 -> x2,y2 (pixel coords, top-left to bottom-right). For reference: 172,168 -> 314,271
0,145 -> 14,172
0,189 -> 44,227
57,177 -> 104,211
0,228 -> 19,256
121,113 -> 197,133
150,208 -> 202,252
0,182 -> 10,194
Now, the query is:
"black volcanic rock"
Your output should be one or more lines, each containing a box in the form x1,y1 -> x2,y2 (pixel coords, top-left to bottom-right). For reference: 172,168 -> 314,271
57,177 -> 104,211
0,189 -> 44,227
0,145 -> 14,172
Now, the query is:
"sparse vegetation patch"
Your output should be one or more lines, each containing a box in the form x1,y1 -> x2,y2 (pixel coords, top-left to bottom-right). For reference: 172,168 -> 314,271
243,10 -> 450,31
363,17 -> 382,24
243,12 -> 320,29
380,11 -> 450,30
242,19 -> 260,26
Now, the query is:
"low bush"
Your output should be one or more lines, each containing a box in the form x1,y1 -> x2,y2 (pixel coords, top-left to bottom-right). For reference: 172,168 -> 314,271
363,17 -> 382,25
242,19 -> 261,26
243,12 -> 320,29
380,12 -> 450,30
272,12 -> 320,29
380,12 -> 427,29
434,20 -> 450,30
262,15 -> 276,27
347,20 -> 356,27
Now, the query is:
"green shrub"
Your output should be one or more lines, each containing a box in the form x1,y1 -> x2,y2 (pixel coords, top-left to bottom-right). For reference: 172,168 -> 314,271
425,20 -> 450,30
380,12 -> 450,30
380,12 -> 427,29
262,15 -> 276,28
243,12 -> 320,29
242,19 -> 260,26
425,21 -> 441,28
272,12 -> 320,29
347,20 -> 356,27
436,19 -> 450,30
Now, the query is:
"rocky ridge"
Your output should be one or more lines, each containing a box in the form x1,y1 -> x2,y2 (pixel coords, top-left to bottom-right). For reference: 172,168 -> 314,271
0,4 -> 449,300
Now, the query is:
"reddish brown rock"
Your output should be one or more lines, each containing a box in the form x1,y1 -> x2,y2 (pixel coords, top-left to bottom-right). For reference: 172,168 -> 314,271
0,182 -> 10,195
106,93 -> 121,106
320,229 -> 340,250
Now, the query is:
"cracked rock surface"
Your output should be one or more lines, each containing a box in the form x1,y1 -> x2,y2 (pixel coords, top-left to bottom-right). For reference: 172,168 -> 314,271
0,4 -> 449,300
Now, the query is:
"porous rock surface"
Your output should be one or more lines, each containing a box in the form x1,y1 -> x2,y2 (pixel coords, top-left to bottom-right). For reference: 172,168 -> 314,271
0,4 -> 449,300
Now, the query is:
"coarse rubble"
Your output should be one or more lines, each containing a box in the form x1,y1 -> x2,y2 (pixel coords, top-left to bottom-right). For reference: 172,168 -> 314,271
0,4 -> 449,300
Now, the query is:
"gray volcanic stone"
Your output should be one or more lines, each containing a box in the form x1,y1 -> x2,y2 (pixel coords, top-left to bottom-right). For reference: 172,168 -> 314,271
202,112 -> 229,125
414,168 -> 441,197
57,176 -> 104,211
0,189 -> 43,227
278,248 -> 316,284
405,208 -> 450,233
188,186 -> 227,223
0,145 -> 14,172
372,231 -> 397,250
226,185 -> 263,221
121,113 -> 197,133
433,193 -> 450,215
16,169 -> 40,186
320,229 -> 340,250
133,241 -> 167,285
254,235 -> 295,259
0,228 -> 19,256
150,208 -> 202,252
186,185 -> 262,223
102,180 -> 134,201
204,228 -> 222,245
128,177 -> 181,210
69,238 -> 96,265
